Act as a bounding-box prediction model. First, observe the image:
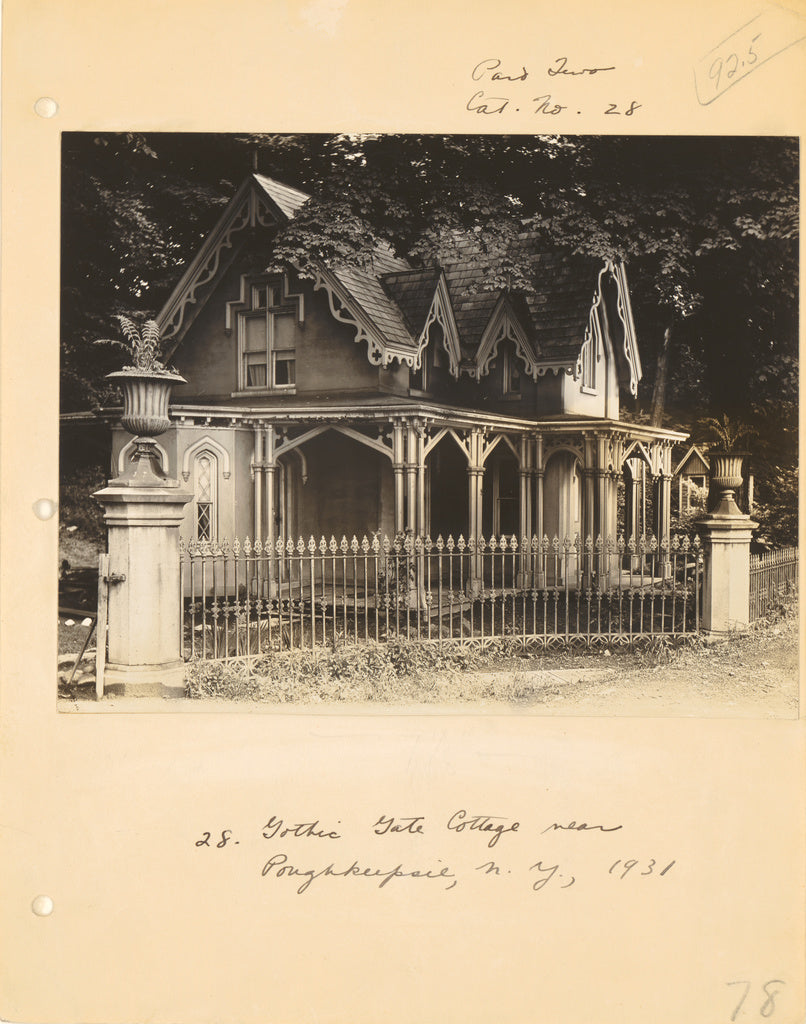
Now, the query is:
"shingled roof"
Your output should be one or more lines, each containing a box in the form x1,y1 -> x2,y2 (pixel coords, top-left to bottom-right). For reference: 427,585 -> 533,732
252,176 -> 602,363
381,268 -> 442,336
160,173 -> 634,377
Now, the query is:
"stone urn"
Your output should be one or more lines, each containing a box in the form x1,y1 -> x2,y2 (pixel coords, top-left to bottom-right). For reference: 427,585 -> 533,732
709,450 -> 745,515
107,369 -> 186,485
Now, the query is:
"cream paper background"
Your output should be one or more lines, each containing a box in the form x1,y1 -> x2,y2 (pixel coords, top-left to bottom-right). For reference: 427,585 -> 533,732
1,1 -> 804,1021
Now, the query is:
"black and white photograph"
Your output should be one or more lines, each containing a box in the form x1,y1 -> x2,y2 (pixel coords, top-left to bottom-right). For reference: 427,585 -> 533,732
58,132 -> 799,713
3,2 -> 805,1022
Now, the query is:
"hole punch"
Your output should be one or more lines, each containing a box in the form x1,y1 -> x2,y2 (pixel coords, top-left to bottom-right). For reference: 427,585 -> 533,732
31,895 -> 54,916
33,498 -> 57,520
34,97 -> 59,118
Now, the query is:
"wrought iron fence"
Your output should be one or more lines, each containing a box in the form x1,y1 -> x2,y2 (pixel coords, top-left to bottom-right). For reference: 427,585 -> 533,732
180,531 -> 703,662
749,546 -> 798,622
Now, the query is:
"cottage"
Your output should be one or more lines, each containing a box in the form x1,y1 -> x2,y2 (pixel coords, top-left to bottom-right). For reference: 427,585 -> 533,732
108,173 -> 686,565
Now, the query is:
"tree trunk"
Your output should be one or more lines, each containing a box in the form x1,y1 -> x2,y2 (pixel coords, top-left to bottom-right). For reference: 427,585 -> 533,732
650,325 -> 672,427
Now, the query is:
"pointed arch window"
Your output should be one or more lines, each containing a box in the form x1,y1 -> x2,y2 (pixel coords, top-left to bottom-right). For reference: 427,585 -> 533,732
194,450 -> 218,542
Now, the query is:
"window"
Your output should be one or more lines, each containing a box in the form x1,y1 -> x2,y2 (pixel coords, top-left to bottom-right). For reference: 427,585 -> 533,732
194,451 -> 217,542
238,280 -> 296,391
410,356 -> 428,392
682,475 -> 707,512
410,323 -> 445,393
503,346 -> 521,395
581,332 -> 597,392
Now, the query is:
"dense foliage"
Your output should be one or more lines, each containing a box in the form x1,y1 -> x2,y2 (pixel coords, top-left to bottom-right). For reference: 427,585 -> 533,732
61,133 -> 798,543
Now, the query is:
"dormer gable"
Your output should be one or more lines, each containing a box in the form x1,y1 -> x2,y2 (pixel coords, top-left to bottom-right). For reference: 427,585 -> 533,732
592,260 -> 642,397
383,268 -> 462,378
473,294 -> 539,381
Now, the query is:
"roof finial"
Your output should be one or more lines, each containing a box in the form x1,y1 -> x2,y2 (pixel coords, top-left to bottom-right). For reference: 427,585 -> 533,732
251,148 -> 259,173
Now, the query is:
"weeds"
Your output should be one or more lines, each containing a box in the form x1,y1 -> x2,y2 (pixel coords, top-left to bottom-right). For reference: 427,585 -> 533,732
184,639 -> 520,703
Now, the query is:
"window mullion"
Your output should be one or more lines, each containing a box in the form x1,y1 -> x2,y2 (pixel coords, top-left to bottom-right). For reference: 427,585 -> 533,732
267,310 -> 274,389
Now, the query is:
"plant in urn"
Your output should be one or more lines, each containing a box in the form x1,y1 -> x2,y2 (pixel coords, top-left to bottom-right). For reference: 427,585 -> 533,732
701,414 -> 755,516
98,315 -> 186,486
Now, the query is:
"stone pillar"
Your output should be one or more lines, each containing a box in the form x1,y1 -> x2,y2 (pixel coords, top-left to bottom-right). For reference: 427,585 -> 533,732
699,511 -> 757,633
94,447 -> 192,697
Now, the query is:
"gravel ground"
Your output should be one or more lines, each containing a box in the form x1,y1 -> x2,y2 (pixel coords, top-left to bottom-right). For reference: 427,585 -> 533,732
506,616 -> 799,718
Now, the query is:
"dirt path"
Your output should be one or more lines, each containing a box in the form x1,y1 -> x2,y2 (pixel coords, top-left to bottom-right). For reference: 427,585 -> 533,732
507,618 -> 799,718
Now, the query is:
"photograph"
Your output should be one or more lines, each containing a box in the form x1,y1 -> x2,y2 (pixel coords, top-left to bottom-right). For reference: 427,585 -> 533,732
57,132 -> 799,714
3,2 -> 804,1022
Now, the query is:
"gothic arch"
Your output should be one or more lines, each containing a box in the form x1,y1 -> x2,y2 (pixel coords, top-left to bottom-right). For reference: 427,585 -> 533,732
181,435 -> 232,482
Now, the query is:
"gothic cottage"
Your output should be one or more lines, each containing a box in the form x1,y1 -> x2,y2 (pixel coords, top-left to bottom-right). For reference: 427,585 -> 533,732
108,173 -> 685,568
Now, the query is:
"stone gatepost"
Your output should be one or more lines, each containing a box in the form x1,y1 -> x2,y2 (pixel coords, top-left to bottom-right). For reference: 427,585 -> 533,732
94,444 -> 192,697
698,456 -> 757,634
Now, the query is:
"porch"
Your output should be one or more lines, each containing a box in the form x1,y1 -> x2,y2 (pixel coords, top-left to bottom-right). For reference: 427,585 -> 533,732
169,398 -> 687,572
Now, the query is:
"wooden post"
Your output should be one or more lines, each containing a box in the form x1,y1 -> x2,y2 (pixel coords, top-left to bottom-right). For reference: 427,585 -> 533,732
95,553 -> 109,701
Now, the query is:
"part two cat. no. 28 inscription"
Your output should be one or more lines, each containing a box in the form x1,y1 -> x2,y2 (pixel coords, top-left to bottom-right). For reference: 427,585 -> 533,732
466,57 -> 641,118
194,810 -> 675,896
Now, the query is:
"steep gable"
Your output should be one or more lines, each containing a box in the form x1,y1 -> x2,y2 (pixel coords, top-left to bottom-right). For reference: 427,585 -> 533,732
156,173 -> 643,396
382,269 -> 462,376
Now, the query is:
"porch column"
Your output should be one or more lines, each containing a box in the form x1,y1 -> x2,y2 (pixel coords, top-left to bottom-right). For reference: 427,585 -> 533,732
406,422 -> 418,533
253,424 -> 264,541
596,433 -> 609,540
534,434 -> 545,587
264,424 -> 277,556
582,434 -> 596,542
625,458 -> 641,541
517,435 -> 531,585
416,425 -> 426,536
654,444 -> 673,542
467,428 -> 484,592
655,474 -> 672,541
392,420 -> 405,534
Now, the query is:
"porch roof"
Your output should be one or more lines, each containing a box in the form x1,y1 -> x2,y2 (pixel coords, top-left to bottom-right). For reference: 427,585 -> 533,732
161,398 -> 688,442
